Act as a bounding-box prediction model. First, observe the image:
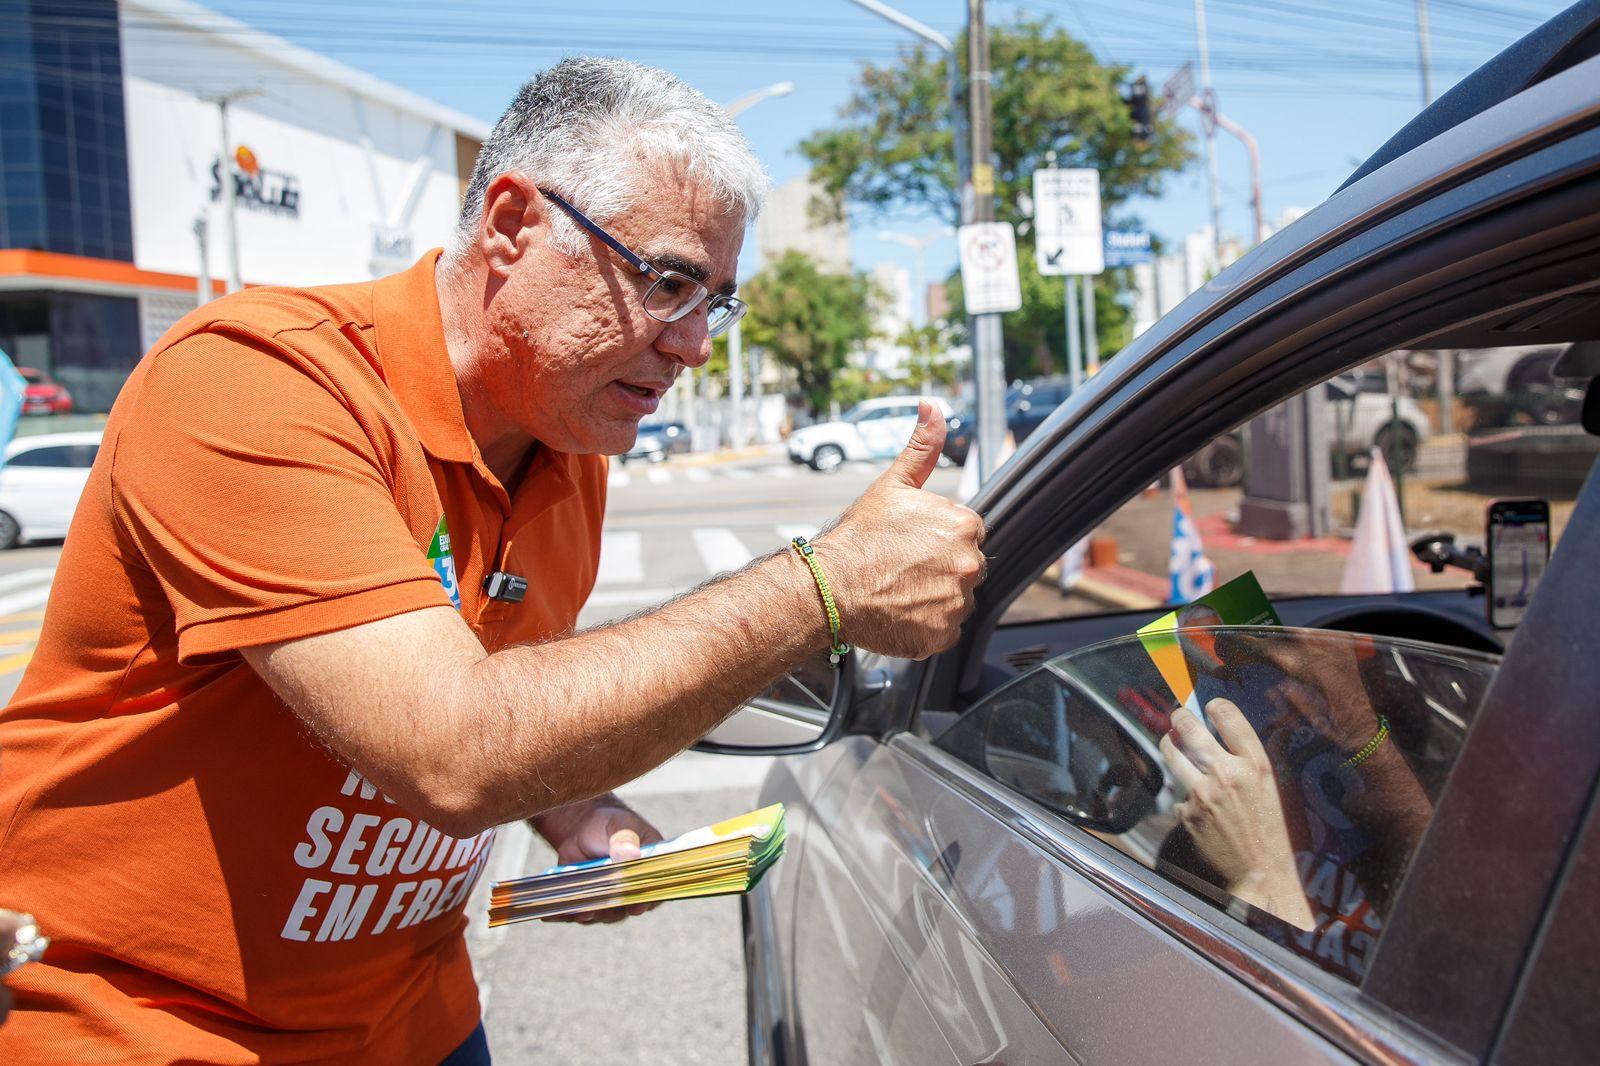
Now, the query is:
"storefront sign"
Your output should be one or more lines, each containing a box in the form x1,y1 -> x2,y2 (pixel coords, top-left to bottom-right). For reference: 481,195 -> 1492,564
210,145 -> 301,218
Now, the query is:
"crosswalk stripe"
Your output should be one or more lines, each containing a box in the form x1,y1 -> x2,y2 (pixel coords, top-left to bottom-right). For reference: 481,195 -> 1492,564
584,587 -> 677,607
597,532 -> 644,585
724,468 -> 754,480
607,469 -> 630,488
646,467 -> 670,485
0,568 -> 55,594
684,468 -> 710,483
0,650 -> 32,675
765,465 -> 796,479
0,584 -> 53,618
692,527 -> 753,575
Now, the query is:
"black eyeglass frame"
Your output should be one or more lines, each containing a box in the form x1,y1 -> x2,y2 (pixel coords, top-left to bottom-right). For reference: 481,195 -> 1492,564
539,187 -> 747,338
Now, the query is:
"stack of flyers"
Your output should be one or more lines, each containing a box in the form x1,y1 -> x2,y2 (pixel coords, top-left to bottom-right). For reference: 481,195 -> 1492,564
489,804 -> 788,925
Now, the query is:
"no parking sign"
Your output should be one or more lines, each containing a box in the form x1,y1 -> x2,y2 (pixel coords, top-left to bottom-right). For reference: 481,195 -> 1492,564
957,222 -> 1023,314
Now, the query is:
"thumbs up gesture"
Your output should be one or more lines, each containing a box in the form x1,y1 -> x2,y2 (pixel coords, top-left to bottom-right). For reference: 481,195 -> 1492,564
806,401 -> 987,660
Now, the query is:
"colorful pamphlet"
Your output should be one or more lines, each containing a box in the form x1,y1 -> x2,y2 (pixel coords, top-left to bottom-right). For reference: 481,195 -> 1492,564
489,804 -> 788,925
1136,571 -> 1281,716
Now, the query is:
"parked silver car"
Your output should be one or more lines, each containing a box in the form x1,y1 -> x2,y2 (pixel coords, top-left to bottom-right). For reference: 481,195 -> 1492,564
702,8 -> 1600,1062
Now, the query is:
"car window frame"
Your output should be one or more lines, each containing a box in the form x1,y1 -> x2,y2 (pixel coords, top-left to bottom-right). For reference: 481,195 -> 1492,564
894,59 -> 1600,1062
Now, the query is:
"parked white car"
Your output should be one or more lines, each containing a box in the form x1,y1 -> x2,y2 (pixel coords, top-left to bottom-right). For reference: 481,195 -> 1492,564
786,396 -> 954,472
0,431 -> 102,548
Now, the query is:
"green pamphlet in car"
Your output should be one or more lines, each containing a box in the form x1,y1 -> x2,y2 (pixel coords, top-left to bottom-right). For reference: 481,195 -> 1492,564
1137,572 -> 1281,716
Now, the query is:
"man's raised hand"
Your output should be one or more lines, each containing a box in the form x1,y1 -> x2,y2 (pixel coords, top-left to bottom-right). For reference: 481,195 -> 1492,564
811,401 -> 986,661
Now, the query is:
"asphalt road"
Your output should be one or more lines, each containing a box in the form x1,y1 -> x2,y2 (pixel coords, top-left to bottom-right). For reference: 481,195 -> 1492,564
0,448 -> 965,1064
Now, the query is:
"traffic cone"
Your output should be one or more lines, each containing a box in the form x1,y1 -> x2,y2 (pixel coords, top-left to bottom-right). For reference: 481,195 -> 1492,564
1341,448 -> 1415,594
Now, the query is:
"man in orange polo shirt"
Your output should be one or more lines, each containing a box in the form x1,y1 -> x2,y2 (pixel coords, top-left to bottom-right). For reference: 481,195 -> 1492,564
0,58 -> 985,1063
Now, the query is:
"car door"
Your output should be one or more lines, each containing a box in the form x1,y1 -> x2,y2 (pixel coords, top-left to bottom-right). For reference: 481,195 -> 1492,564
1,444 -> 87,538
761,36 -> 1600,1066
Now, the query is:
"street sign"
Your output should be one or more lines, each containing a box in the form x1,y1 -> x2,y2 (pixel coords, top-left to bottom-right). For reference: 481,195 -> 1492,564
1104,229 -> 1153,268
957,222 -> 1023,315
1033,168 -> 1103,276
1161,62 -> 1194,116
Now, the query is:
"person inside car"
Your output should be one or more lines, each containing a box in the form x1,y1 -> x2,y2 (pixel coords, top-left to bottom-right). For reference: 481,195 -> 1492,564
1159,627 -> 1435,981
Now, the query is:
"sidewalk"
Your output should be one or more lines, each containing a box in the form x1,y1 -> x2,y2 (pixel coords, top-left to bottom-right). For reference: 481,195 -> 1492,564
659,442 -> 786,468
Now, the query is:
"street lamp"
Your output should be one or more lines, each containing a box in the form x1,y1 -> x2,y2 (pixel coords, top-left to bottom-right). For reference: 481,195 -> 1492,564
725,81 -> 794,119
720,81 -> 797,450
875,228 -> 954,326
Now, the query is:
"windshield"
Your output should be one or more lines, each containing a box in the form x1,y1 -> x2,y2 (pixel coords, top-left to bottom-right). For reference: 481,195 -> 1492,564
937,626 -> 1498,986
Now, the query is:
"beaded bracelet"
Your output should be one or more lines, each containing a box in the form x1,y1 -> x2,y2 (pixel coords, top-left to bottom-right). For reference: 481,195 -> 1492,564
790,537 -> 850,667
1343,716 -> 1391,768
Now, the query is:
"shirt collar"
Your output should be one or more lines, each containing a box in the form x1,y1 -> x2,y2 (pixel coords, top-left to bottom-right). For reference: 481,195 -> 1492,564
372,249 -> 477,464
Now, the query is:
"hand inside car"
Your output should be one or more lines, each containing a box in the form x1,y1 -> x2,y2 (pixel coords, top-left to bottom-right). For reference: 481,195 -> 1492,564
809,401 -> 987,660
1161,699 -> 1316,931
532,795 -> 665,925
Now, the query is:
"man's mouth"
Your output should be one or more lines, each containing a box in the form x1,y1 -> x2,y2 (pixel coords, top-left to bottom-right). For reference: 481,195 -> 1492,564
617,380 -> 670,399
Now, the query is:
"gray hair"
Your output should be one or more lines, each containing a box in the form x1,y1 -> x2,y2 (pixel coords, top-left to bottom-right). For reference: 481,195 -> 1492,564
449,58 -> 768,260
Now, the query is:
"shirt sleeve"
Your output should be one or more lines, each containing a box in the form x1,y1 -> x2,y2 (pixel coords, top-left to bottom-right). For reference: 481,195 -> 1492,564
111,326 -> 452,665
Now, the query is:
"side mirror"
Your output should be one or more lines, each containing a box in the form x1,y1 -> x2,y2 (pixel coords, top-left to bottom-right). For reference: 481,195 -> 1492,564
693,651 -> 855,757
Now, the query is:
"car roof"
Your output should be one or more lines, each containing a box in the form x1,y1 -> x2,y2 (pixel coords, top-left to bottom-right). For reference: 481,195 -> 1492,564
4,431 -> 104,456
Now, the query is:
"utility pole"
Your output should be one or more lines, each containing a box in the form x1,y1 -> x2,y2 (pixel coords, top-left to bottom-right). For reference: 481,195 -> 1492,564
1081,275 -> 1099,375
1415,0 -> 1435,109
1065,274 -> 1082,393
1193,0 -> 1223,264
967,0 -> 1007,482
193,216 -> 211,306
202,90 -> 258,293
1414,0 -> 1453,434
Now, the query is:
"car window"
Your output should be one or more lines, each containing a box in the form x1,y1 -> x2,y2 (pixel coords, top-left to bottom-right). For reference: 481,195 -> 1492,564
936,626 -> 1497,988
6,445 -> 77,468
1002,345 -> 1595,625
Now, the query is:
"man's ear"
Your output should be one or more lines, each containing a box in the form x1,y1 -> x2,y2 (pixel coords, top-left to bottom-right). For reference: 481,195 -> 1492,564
479,171 -> 544,277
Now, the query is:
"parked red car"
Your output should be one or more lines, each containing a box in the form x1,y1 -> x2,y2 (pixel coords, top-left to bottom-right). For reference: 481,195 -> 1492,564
18,368 -> 73,415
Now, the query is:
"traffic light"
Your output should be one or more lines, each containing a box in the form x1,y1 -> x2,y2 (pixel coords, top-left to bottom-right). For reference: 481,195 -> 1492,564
1126,77 -> 1153,143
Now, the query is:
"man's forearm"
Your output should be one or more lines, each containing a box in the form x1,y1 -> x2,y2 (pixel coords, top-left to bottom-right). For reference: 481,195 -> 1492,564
441,548 -> 825,830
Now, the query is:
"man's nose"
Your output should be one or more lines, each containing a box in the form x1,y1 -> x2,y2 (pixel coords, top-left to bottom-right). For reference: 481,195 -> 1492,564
654,306 -> 712,369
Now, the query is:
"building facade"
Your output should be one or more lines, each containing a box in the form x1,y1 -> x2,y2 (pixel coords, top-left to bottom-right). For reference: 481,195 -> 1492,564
0,0 -> 487,410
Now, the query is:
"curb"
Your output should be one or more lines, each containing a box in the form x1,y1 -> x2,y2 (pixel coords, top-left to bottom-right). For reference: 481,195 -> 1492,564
664,445 -> 784,468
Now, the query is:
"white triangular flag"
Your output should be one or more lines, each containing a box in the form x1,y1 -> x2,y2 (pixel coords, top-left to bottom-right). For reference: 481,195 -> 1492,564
1341,447 -> 1415,594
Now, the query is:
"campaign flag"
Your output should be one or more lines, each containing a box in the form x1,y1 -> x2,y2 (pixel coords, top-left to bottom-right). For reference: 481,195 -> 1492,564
1168,467 -> 1215,604
0,349 -> 28,455
1340,448 -> 1415,594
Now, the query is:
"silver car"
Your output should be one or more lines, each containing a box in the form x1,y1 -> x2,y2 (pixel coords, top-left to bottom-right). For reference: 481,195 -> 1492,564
701,8 -> 1600,1063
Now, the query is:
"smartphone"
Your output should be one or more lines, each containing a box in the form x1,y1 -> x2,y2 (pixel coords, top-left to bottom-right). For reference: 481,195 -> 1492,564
1487,498 -> 1551,629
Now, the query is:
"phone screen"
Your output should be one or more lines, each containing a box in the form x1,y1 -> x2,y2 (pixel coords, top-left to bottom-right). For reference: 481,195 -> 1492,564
1488,499 -> 1550,629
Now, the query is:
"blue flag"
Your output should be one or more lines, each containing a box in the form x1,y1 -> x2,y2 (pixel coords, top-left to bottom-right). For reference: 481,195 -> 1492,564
1168,467 -> 1216,605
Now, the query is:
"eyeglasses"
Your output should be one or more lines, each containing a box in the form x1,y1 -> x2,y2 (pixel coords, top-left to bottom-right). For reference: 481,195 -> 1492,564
540,188 -> 747,339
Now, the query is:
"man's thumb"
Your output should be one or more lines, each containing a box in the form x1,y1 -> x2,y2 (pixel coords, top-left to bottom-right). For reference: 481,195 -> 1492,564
884,401 -> 946,489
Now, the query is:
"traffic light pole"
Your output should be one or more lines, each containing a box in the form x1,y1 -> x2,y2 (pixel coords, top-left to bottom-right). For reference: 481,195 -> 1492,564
967,0 -> 1008,482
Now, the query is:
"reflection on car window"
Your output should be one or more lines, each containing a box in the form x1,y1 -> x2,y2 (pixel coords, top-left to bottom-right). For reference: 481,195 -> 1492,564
7,446 -> 74,468
937,626 -> 1497,987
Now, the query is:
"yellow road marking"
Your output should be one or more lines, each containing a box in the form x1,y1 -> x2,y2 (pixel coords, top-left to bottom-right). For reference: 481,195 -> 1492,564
0,610 -> 45,625
0,650 -> 32,675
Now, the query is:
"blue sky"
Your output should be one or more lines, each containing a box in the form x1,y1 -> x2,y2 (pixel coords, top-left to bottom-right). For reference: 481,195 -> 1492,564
203,0 -> 1558,289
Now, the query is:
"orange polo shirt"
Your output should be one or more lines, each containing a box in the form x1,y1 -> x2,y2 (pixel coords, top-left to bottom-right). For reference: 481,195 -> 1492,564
0,250 -> 606,1063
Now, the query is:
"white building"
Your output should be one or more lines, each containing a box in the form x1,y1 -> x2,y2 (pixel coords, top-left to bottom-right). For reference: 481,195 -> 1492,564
755,176 -> 851,274
0,0 -> 487,410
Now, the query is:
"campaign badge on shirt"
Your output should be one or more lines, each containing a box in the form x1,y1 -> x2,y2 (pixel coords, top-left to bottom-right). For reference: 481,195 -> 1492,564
428,516 -> 461,610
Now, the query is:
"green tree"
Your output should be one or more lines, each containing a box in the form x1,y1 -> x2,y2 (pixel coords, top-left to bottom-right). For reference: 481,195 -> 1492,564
740,250 -> 878,416
800,15 -> 1190,374
899,320 -> 967,391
